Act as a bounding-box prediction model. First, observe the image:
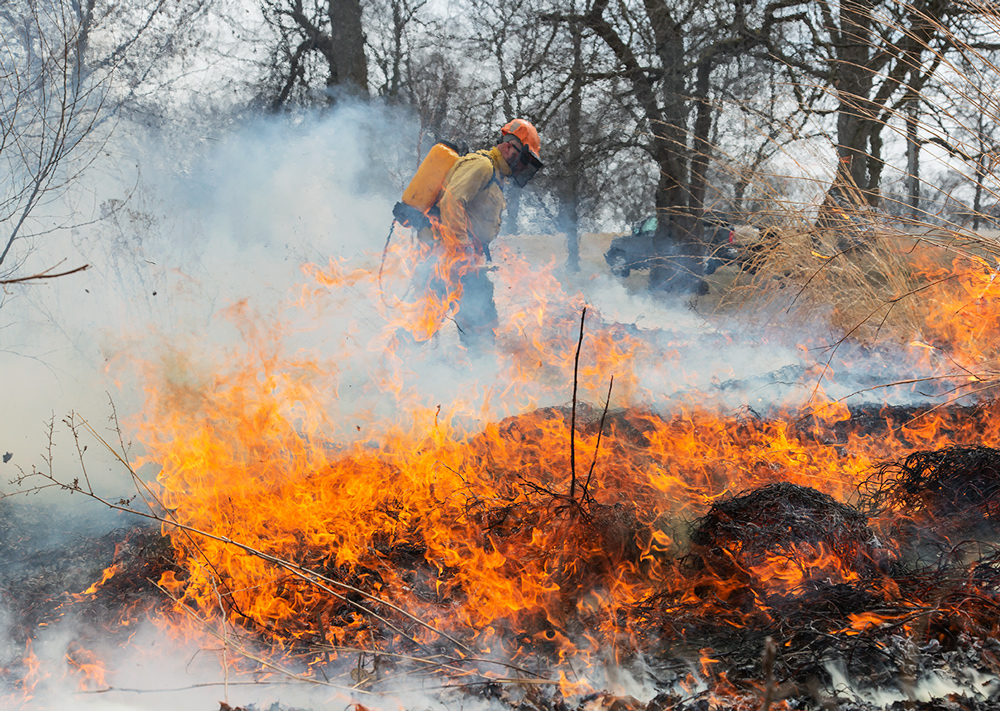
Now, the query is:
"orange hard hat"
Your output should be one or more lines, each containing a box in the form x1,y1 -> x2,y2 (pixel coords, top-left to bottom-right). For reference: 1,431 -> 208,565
501,118 -> 541,160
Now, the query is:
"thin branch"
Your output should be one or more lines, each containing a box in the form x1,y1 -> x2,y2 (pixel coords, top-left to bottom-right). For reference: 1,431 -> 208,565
0,263 -> 88,284
582,374 -> 613,504
569,306 -> 586,504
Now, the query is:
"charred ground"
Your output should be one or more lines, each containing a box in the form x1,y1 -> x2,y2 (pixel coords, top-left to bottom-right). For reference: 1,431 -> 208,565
5,402 -> 1000,710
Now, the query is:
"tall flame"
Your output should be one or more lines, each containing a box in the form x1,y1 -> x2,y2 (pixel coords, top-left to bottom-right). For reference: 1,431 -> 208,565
117,233 -> 1000,665
24,230 -> 1000,701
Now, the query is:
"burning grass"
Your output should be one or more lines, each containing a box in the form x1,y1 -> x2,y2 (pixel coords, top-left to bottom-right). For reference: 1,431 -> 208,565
3,410 -> 1000,711
702,218 -> 1000,381
11,401 -> 1000,709
10,217 -> 1000,708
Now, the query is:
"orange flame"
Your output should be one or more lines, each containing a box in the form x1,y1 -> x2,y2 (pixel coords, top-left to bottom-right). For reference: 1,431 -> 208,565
92,235 -> 1000,687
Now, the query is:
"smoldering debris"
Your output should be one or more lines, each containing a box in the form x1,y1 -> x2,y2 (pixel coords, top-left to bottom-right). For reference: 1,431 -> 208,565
862,445 -> 1000,530
0,500 -> 172,688
689,481 -> 886,580
8,407 -> 1000,709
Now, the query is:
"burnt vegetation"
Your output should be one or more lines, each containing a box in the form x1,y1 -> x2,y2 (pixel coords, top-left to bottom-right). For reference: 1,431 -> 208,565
9,404 -> 1000,709
5,0 -> 1000,709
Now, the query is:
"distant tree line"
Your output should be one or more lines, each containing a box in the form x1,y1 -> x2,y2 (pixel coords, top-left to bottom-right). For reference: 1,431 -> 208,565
3,0 -> 1000,291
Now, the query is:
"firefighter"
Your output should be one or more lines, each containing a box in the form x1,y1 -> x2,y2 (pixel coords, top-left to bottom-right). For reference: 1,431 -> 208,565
413,118 -> 543,348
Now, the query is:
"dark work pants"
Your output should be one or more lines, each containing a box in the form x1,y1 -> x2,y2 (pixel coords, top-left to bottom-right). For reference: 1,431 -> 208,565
452,267 -> 497,348
409,242 -> 498,349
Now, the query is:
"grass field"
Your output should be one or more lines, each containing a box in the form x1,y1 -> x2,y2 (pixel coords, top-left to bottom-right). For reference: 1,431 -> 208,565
500,223 -> 1000,376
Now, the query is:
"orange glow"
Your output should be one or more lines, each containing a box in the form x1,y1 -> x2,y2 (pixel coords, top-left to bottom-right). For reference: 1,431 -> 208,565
912,253 -> 1000,377
65,642 -> 108,691
748,543 -> 861,594
38,233 -> 1000,703
82,563 -> 122,596
120,241 -> 1000,668
838,611 -> 912,636
3,642 -> 45,708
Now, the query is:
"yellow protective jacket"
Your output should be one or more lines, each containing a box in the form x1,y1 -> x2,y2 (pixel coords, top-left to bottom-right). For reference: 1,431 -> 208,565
433,146 -> 511,252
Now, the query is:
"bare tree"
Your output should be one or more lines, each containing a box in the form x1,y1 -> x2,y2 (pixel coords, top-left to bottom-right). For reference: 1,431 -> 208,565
0,1 -> 113,283
914,48 -> 1000,229
257,0 -> 370,109
704,54 -> 817,218
564,0 -> 797,290
0,0 -> 224,288
768,0 -> 968,218
367,0 -> 428,99
561,11 -> 585,271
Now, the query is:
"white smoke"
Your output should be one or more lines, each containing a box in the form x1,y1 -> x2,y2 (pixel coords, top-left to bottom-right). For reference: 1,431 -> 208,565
0,102 -> 963,710
0,99 -> 946,539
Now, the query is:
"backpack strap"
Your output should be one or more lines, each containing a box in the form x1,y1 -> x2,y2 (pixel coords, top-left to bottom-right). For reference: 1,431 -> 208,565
487,164 -> 501,191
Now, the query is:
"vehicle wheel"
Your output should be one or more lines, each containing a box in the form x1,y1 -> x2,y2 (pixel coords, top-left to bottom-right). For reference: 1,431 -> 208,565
606,249 -> 631,278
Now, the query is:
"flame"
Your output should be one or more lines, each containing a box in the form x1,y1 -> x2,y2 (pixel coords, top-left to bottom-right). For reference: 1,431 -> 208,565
7,642 -> 44,705
129,241 -> 1000,661
913,252 -> 1000,376
130,323 -> 954,664
837,611 -> 912,636
81,563 -> 122,596
23,232 -> 1000,703
65,642 -> 107,691
749,542 -> 861,594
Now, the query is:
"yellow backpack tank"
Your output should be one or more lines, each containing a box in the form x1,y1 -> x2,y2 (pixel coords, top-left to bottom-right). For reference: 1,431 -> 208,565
392,141 -> 461,230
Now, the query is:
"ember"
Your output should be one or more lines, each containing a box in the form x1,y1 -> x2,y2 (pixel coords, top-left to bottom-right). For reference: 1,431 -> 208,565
688,482 -> 889,595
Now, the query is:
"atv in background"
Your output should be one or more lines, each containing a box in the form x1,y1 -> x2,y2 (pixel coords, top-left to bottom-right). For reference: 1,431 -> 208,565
605,216 -> 658,278
604,213 -> 751,279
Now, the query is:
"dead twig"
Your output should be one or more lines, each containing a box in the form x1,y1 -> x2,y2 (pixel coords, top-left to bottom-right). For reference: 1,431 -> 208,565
582,375 -> 614,505
761,636 -> 777,711
0,263 -> 89,285
569,306 -> 586,504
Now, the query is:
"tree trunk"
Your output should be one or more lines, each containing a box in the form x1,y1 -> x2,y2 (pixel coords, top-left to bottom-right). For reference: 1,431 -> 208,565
72,0 -> 97,97
388,0 -> 404,97
689,60 -> 713,215
327,0 -> 368,94
973,108 -> 988,229
565,16 -> 583,273
583,0 -> 706,292
905,91 -> 920,217
831,0 -> 878,206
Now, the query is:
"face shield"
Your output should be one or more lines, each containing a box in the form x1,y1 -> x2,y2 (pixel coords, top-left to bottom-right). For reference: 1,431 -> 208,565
511,142 -> 543,188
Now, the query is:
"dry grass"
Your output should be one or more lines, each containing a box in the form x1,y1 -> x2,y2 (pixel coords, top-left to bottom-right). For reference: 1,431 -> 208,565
503,218 -> 1000,386
703,217 -> 1000,354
